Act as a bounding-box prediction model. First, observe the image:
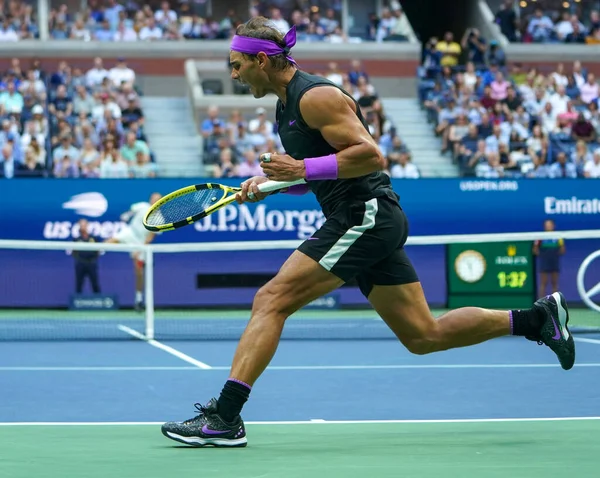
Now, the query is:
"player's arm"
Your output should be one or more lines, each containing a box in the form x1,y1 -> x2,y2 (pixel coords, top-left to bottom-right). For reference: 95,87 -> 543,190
299,86 -> 385,179
144,233 -> 156,244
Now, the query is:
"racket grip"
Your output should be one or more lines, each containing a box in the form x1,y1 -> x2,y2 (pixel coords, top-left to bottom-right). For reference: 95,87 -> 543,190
248,179 -> 307,199
257,179 -> 307,194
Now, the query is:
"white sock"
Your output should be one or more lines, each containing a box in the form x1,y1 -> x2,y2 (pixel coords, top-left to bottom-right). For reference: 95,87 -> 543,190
136,291 -> 143,303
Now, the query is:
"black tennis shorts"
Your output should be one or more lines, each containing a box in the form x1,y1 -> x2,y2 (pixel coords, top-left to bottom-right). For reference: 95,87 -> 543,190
298,196 -> 419,298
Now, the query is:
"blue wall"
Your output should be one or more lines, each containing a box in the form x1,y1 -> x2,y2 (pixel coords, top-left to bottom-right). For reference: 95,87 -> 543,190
0,178 -> 598,308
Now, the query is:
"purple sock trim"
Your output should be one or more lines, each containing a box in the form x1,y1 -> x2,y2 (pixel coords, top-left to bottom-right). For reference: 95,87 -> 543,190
228,378 -> 252,391
283,183 -> 310,195
509,310 -> 514,335
304,154 -> 338,181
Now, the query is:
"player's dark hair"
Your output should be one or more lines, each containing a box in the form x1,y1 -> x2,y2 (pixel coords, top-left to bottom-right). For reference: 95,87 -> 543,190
235,17 -> 293,71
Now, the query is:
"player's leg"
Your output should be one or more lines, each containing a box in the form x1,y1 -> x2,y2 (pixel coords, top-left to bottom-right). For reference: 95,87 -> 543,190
350,197 -> 574,370
75,262 -> 85,294
161,203 -> 373,447
227,250 -> 343,386
362,248 -> 575,370
90,264 -> 101,293
160,250 -> 343,447
367,281 -> 510,353
133,255 -> 144,310
106,229 -> 144,307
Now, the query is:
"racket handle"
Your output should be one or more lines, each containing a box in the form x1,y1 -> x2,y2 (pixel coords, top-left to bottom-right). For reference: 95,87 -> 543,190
247,179 -> 307,199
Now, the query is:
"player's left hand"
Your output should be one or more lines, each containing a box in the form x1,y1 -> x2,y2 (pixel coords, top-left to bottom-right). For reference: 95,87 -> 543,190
260,152 -> 306,181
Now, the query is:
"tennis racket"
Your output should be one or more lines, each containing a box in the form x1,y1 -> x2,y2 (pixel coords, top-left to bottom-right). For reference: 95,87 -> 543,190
143,178 -> 307,232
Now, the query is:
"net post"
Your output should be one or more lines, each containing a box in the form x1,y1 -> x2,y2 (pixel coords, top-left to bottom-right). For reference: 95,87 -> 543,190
144,246 -> 155,340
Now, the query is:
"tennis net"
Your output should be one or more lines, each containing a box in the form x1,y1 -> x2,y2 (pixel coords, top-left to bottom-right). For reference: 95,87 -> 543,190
0,229 -> 599,341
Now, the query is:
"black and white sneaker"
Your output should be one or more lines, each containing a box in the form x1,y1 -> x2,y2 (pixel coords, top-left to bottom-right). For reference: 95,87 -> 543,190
532,292 -> 575,371
161,398 -> 247,447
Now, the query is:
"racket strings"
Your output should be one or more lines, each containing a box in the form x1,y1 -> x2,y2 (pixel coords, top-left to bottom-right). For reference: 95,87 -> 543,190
145,188 -> 224,226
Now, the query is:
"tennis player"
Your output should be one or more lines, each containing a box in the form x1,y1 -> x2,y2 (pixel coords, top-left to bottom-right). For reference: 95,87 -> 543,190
106,192 -> 161,311
161,18 -> 575,448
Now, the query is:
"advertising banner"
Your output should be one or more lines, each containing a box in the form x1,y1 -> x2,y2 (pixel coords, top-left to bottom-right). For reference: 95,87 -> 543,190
0,179 -> 598,308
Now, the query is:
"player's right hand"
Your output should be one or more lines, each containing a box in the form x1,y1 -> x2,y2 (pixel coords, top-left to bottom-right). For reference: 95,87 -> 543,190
236,176 -> 270,204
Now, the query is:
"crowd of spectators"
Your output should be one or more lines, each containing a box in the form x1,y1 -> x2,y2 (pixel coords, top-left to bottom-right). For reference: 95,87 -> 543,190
420,26 -> 600,179
495,0 -> 600,44
201,59 -> 419,179
0,0 -> 410,43
0,57 -> 155,178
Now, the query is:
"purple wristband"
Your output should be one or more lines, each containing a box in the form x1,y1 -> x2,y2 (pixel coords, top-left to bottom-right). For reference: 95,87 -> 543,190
304,154 -> 338,181
283,184 -> 310,195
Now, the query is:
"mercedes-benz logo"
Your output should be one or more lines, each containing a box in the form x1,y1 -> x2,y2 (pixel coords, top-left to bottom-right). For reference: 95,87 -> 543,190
577,250 -> 600,313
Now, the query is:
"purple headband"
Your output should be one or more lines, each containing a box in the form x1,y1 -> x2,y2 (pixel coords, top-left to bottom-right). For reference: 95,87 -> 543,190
230,25 -> 297,65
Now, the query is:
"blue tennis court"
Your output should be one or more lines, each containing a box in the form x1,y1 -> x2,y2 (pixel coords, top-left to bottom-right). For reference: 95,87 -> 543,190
2,309 -> 600,477
3,326 -> 600,423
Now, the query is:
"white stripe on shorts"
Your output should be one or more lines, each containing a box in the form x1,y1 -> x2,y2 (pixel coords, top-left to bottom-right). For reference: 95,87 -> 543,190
318,198 -> 379,272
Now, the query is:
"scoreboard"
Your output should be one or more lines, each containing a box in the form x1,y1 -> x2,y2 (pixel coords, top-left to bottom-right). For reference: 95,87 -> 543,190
447,242 -> 536,309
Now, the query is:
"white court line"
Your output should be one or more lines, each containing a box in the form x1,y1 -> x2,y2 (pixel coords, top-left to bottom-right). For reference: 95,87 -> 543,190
2,362 -> 600,372
0,366 -> 198,371
117,325 -> 211,370
1,417 -> 600,426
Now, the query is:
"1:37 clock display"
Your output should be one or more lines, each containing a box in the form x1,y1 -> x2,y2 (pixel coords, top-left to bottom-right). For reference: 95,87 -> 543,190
447,242 -> 535,308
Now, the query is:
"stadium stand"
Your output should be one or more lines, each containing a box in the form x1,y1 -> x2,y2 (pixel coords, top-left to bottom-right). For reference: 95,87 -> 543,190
493,0 -> 600,44
0,55 -> 155,178
419,20 -> 600,179
1,0 -> 418,179
3,2 -> 598,180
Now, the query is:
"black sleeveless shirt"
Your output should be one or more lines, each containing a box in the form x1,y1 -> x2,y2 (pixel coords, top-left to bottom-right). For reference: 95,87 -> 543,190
275,70 -> 399,218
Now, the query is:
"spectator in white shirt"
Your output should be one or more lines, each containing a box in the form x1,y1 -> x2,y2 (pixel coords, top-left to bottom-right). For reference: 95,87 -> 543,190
573,61 -> 586,88
139,18 -> 163,41
154,1 -> 177,28
86,58 -> 109,89
70,18 -> 91,41
549,86 -> 569,116
555,13 -> 583,41
389,151 -> 420,178
485,125 -> 503,154
0,19 -> 19,42
99,141 -> 129,178
92,93 -> 122,120
109,59 -> 136,87
551,63 -> 568,87
518,76 -> 537,104
584,150 -> 600,178
269,8 -> 290,33
540,102 -> 558,135
579,73 -> 599,105
114,21 -> 138,41
20,122 -> 45,150
19,70 -> 46,99
248,107 -> 274,136
325,62 -> 344,87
